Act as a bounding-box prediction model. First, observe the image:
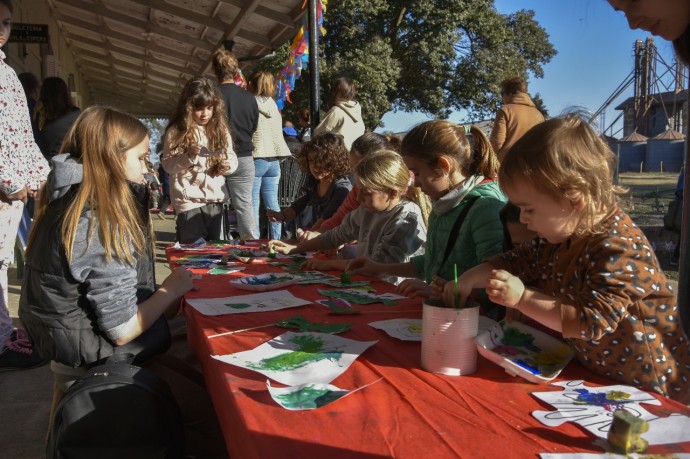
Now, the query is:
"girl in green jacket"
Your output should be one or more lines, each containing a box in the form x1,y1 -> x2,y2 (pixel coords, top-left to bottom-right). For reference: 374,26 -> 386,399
348,120 -> 506,311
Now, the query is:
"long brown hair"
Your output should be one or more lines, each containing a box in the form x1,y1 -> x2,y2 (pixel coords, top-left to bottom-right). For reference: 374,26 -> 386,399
401,120 -> 499,180
164,77 -> 230,172
29,106 -> 149,264
328,77 -> 356,108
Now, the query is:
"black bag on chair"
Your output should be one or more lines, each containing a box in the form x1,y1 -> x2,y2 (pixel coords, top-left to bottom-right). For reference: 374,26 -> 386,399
47,354 -> 185,459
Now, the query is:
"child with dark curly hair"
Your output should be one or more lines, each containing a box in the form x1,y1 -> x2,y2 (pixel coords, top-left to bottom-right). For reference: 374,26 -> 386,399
267,132 -> 351,231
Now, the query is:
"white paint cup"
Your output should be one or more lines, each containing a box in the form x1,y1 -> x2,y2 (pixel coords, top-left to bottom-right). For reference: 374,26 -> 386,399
421,298 -> 479,376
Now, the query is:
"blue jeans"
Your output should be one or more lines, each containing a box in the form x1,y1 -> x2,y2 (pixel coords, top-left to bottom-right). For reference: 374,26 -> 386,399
253,158 -> 282,239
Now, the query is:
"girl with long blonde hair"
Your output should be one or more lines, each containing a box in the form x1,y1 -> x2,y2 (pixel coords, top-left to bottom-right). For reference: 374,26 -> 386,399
19,106 -> 227,457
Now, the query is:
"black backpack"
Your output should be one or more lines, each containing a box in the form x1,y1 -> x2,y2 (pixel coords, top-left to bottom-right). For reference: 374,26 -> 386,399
47,356 -> 185,459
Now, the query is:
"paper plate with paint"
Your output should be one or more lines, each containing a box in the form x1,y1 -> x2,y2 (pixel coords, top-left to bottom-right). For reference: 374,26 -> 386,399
475,321 -> 574,384
230,273 -> 301,292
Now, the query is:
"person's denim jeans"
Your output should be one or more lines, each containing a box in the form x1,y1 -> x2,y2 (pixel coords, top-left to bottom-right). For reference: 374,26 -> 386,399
253,158 -> 282,239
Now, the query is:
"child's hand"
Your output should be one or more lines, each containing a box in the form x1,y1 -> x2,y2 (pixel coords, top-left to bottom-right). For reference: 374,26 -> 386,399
297,228 -> 319,242
266,209 -> 284,222
268,240 -> 295,255
486,269 -> 525,308
186,144 -> 201,159
161,267 -> 195,297
429,275 -> 447,298
346,257 -> 380,276
303,259 -> 334,271
441,278 -> 472,308
397,279 -> 430,298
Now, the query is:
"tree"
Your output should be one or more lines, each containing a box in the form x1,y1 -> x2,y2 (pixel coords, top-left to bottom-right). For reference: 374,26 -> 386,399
261,0 -> 556,129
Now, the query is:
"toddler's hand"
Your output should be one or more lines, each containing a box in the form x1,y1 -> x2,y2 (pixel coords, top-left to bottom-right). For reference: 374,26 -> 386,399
486,269 -> 525,308
268,240 -> 295,255
397,279 -> 430,298
161,267 -> 195,297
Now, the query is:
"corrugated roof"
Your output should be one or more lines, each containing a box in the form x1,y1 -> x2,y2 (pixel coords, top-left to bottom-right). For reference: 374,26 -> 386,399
46,0 -> 306,117
652,129 -> 686,140
620,131 -> 649,142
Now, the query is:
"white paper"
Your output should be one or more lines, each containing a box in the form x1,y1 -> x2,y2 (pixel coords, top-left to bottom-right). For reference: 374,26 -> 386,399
186,290 -> 311,316
369,318 -> 422,341
532,380 -> 690,445
267,381 -> 350,410
212,331 -> 377,385
266,378 -> 383,411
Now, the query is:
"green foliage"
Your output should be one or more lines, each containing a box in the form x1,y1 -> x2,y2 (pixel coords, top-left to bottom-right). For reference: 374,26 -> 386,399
532,93 -> 549,118
256,0 -> 555,129
140,117 -> 167,161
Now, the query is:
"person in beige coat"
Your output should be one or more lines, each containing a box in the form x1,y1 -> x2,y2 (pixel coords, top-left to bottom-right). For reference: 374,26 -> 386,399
490,77 -> 544,163
248,71 -> 292,239
314,77 -> 366,150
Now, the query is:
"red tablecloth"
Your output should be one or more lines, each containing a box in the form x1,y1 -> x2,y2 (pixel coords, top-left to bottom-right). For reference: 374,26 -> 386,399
170,245 -> 690,458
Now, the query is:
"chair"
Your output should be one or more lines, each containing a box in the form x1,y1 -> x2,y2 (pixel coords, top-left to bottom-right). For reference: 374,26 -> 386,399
278,156 -> 307,208
277,157 -> 308,239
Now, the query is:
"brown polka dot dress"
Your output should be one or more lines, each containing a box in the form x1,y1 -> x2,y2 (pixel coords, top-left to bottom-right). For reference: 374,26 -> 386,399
489,208 -> 690,403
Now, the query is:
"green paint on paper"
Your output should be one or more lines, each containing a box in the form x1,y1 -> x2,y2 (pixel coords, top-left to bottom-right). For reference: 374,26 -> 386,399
225,303 -> 253,309
321,280 -> 370,288
275,385 -> 347,409
276,315 -> 352,334
247,334 -> 344,372
318,289 -> 398,306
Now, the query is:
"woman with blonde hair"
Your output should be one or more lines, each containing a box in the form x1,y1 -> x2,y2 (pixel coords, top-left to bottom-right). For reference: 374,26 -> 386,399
248,70 -> 292,239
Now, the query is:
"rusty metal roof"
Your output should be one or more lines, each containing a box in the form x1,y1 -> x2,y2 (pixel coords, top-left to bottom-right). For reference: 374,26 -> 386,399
47,0 -> 305,117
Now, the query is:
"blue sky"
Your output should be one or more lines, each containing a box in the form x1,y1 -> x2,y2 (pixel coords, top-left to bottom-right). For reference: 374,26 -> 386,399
377,0 -> 673,135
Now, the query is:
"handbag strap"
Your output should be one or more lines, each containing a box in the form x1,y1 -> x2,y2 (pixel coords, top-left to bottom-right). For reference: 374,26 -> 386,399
439,195 -> 480,270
